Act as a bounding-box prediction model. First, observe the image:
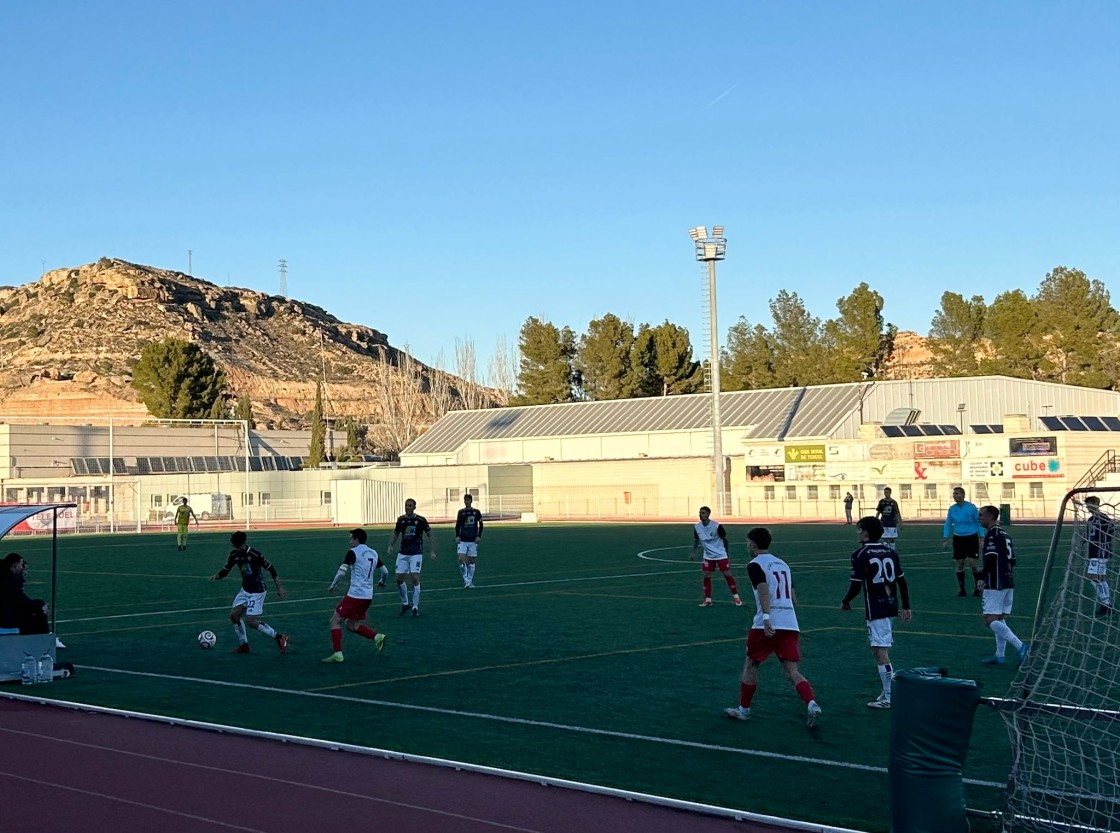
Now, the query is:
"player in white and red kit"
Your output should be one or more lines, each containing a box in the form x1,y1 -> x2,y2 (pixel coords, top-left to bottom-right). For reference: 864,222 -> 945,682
724,527 -> 822,727
322,528 -> 387,663
689,506 -> 742,607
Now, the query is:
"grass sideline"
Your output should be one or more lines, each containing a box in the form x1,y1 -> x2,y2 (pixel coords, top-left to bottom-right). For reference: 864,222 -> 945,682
10,520 -> 1052,832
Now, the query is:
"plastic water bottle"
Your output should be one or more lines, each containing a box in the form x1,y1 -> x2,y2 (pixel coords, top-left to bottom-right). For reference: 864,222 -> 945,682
21,653 -> 36,685
37,650 -> 54,684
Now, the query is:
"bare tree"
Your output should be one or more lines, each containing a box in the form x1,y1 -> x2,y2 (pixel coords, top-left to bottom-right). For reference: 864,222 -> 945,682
428,348 -> 457,421
455,335 -> 491,410
487,335 -> 518,396
368,346 -> 427,459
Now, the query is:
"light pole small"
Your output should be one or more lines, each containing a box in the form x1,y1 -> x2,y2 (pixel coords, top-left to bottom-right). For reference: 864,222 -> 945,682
690,225 -> 728,515
957,403 -> 967,433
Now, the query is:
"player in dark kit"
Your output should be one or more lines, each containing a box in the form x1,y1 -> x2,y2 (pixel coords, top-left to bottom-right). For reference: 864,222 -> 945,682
978,506 -> 1027,665
388,498 -> 436,616
455,494 -> 484,588
210,531 -> 288,654
841,516 -> 912,709
1085,496 -> 1115,615
875,487 -> 902,550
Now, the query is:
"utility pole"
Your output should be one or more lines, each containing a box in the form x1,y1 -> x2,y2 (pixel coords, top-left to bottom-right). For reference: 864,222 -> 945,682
188,250 -> 192,276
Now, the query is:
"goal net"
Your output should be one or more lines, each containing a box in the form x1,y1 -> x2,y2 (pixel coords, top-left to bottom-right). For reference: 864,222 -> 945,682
998,487 -> 1120,832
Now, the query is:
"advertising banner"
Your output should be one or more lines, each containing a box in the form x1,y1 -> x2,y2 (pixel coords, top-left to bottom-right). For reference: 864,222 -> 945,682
1009,437 -> 1058,457
785,445 -> 826,464
913,440 -> 960,459
1010,458 -> 1063,478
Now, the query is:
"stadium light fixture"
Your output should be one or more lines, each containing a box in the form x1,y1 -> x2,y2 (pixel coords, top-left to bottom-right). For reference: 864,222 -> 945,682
690,224 -> 729,515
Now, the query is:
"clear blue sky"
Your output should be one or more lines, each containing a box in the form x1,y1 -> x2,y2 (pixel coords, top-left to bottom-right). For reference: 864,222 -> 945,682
2,2 -> 1117,377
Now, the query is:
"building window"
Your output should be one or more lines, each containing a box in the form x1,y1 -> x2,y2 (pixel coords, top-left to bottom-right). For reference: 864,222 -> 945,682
924,483 -> 938,499
321,491 -> 332,505
152,495 -> 163,508
764,486 -> 775,501
829,485 -> 841,500
807,485 -> 819,501
974,482 -> 989,500
899,484 -> 912,500
785,485 -> 797,500
259,492 -> 271,506
241,493 -> 254,507
1002,482 -> 1015,499
447,488 -> 460,501
1029,481 -> 1044,498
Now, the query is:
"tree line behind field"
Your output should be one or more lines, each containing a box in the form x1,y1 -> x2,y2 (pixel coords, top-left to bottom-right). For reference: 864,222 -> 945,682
512,266 -> 1120,404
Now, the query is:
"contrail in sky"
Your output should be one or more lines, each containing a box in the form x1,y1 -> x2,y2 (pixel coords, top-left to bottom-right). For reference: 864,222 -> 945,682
706,84 -> 737,107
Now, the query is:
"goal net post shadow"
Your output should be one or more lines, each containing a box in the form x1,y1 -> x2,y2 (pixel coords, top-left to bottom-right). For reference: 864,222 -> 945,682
979,485 -> 1120,833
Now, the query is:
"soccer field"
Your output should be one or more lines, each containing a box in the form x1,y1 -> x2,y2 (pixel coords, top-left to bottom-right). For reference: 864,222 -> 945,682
12,520 -> 1054,832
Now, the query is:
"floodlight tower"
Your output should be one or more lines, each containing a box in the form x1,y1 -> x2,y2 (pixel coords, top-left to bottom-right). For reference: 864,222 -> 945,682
690,225 -> 729,515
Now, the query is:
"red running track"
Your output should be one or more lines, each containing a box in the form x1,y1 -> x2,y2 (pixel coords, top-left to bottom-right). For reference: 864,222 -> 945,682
0,696 -> 823,833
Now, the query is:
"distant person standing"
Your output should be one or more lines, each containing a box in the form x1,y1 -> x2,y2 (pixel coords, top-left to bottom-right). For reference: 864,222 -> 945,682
210,531 -> 288,654
388,499 -> 436,617
843,492 -> 854,525
841,517 -> 912,710
724,527 -> 822,727
978,505 -> 1028,665
322,528 -> 387,663
942,487 -> 983,597
455,494 -> 484,589
875,487 -> 902,550
174,497 -> 199,551
690,506 -> 742,608
1085,496 -> 1115,616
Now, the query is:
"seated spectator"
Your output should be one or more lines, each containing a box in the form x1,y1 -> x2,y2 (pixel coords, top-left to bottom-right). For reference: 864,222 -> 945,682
0,553 -> 50,635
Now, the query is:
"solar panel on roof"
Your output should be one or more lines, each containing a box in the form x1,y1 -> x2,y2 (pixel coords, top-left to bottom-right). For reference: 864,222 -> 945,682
233,457 -> 247,471
1040,417 -> 1063,431
880,426 -> 904,438
189,456 -> 206,471
971,425 -> 992,434
261,457 -> 277,471
901,425 -> 922,437
249,457 -> 263,472
95,458 -> 111,474
1104,417 -> 1120,431
113,458 -> 127,474
136,458 -> 152,475
148,457 -> 165,473
274,457 -> 290,471
70,458 -> 88,475
1059,417 -> 1089,431
1082,417 -> 1107,431
920,425 -> 945,436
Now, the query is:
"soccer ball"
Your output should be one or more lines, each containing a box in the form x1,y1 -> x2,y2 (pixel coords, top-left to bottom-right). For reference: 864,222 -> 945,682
198,630 -> 217,649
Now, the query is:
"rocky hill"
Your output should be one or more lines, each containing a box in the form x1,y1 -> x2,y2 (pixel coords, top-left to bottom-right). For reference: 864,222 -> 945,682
0,258 -> 501,428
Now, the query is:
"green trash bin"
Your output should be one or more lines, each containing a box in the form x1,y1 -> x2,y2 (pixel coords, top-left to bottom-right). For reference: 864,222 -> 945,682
999,503 -> 1012,526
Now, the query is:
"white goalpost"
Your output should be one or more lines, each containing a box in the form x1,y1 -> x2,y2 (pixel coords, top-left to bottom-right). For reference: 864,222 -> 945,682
985,485 -> 1120,833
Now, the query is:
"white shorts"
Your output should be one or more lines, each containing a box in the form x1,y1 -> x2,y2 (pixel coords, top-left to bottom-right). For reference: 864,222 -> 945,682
1089,558 -> 1109,578
232,589 -> 266,616
982,588 -> 1014,616
882,527 -> 898,541
866,618 -> 894,648
396,554 -> 423,575
457,542 -> 479,559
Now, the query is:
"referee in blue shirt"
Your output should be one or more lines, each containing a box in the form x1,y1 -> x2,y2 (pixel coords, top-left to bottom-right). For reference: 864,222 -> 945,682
943,487 -> 983,597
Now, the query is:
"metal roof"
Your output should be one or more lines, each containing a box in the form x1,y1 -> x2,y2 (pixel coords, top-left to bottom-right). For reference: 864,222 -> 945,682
403,376 -> 1120,458
405,384 -> 859,455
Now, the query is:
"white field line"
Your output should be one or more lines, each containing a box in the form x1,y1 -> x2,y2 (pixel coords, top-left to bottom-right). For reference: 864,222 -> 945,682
68,665 -> 1003,789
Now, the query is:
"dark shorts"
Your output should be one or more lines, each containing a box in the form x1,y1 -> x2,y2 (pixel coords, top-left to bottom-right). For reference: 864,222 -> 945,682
952,535 -> 980,560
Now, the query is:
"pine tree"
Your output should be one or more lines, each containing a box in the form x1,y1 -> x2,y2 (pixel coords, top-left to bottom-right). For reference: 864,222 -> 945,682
233,395 -> 255,426
308,381 -> 326,467
632,321 -> 701,396
1033,266 -> 1118,388
822,283 -> 896,382
722,317 -> 777,391
513,317 -> 577,405
575,313 -> 637,400
130,338 -> 226,419
927,292 -> 987,376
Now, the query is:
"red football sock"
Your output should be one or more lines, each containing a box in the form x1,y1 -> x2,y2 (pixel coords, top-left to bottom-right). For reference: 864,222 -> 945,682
795,680 -> 815,705
331,628 -> 343,652
740,683 -> 758,709
725,574 -> 739,594
356,625 -> 377,639
703,576 -> 713,597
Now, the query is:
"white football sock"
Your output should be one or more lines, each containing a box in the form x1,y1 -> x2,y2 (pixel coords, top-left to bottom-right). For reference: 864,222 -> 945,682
991,619 -> 1022,651
877,664 -> 893,699
254,621 -> 276,638
412,584 -> 421,607
233,622 -> 247,644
